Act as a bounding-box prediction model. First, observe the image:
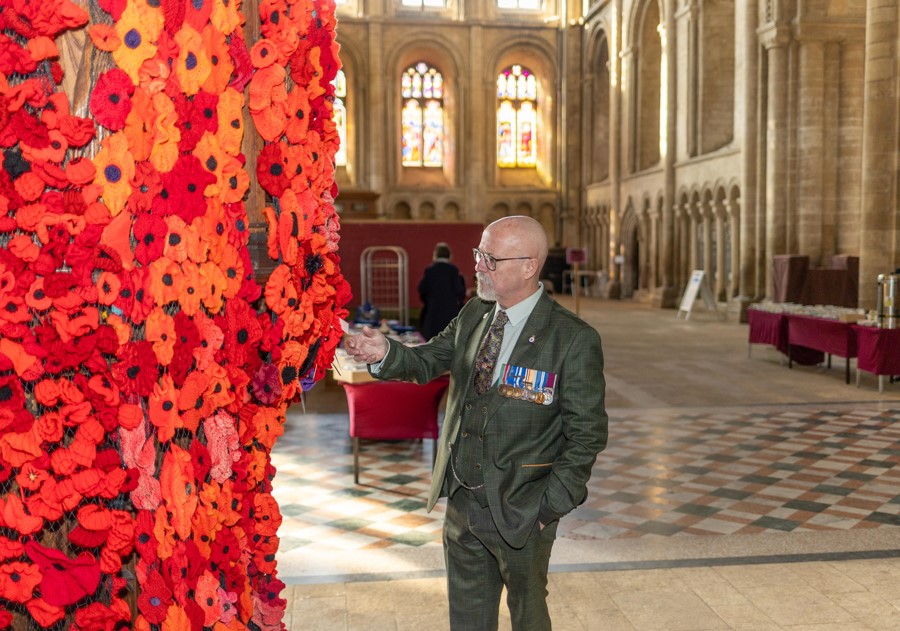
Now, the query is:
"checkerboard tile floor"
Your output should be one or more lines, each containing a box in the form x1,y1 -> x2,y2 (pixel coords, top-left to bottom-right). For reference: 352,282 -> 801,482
273,405 -> 900,568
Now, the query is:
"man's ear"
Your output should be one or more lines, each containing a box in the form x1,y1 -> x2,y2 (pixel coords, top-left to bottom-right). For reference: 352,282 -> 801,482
523,258 -> 539,280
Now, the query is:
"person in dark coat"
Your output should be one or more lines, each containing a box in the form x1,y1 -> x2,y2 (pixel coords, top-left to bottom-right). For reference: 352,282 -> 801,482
418,242 -> 466,340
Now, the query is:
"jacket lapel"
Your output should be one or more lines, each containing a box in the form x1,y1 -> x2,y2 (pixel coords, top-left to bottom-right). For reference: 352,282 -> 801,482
481,292 -> 555,425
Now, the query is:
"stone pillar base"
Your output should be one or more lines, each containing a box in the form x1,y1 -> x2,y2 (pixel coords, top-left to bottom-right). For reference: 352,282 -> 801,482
652,285 -> 679,309
733,295 -> 757,323
605,281 -> 622,300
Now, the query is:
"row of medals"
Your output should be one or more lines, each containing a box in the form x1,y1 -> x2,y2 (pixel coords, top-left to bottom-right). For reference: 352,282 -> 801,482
498,383 -> 548,404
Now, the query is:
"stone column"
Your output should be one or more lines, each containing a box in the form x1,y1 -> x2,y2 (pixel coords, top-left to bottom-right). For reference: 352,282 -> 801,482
656,0 -> 679,307
858,0 -> 899,308
702,207 -> 713,278
796,38 -> 826,265
737,0 -> 759,317
727,199 -> 740,300
715,209 -> 726,300
649,209 -> 659,291
466,25 -> 484,223
368,21 -> 386,215
607,0 -> 624,299
760,25 -> 791,300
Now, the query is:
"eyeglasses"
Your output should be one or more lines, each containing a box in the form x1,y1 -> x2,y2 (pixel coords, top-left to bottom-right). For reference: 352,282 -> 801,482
472,248 -> 533,272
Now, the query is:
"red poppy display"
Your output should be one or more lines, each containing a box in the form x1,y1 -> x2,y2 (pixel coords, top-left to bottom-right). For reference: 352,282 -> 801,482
0,0 -> 345,626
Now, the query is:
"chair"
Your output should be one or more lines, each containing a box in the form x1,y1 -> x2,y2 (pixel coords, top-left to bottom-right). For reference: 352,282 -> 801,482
342,376 -> 450,484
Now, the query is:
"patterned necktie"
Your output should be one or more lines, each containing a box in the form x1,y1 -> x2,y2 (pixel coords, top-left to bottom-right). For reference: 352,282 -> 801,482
474,310 -> 508,394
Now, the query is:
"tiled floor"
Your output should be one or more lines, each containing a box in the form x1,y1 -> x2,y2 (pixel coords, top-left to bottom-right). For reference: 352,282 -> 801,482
275,298 -> 900,630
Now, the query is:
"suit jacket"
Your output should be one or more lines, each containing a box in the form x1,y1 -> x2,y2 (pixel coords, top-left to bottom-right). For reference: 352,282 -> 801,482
374,290 -> 608,548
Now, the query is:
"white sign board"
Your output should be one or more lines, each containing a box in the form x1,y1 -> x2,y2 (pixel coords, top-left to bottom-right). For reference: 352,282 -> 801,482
676,270 -> 720,320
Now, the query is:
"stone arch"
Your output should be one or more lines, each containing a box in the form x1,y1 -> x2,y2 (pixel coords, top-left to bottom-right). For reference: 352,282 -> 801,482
586,28 -> 611,183
514,201 -> 533,217
393,200 -> 412,219
634,0 -> 663,171
415,200 -> 436,220
386,36 -> 465,187
438,200 -> 461,221
537,203 -> 555,239
489,202 -> 510,223
699,0 -> 735,153
620,203 -> 641,297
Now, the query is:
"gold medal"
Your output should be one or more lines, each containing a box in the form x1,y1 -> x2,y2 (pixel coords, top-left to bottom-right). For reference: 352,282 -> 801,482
535,392 -> 545,404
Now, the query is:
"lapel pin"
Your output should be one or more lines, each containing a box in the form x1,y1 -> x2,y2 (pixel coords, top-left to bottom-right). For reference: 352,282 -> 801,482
528,336 -> 535,343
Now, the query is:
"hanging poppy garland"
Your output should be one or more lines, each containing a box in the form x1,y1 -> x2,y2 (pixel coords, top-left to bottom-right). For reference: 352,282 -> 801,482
0,0 -> 346,628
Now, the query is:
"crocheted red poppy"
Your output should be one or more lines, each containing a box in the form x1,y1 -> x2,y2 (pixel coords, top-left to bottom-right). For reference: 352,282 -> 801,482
136,569 -> 173,624
157,155 -> 214,222
89,68 -> 135,131
255,141 -> 290,197
110,340 -> 158,397
25,541 -> 100,607
133,213 -> 167,265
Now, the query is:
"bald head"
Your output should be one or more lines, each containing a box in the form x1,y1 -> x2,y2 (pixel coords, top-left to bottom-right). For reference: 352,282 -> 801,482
484,215 -> 549,269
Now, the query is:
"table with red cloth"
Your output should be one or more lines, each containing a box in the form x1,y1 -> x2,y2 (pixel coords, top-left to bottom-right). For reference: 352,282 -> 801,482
747,308 -> 824,366
786,314 -> 857,383
853,325 -> 900,392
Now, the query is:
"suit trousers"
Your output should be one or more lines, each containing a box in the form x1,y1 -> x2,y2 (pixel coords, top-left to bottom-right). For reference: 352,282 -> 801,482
444,487 -> 557,631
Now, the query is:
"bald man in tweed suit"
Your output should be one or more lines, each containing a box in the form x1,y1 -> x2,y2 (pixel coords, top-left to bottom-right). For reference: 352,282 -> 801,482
345,216 -> 608,631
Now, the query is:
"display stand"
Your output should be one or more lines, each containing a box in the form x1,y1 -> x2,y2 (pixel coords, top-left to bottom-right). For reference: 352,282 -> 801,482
676,270 -> 722,320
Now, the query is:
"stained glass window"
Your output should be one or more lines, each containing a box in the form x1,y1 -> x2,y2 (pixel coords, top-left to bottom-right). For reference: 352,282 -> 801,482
332,70 -> 347,167
401,62 -> 444,167
497,65 -> 537,168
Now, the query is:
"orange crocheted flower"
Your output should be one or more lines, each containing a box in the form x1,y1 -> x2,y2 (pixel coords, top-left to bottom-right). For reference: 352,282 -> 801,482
147,257 -> 184,306
216,87 -> 244,156
174,26 -> 211,96
113,0 -> 163,82
160,445 -> 197,540
145,307 -> 176,365
123,88 -> 157,162
201,24 -> 233,94
0,561 -> 41,603
149,374 -> 182,443
92,132 -> 135,216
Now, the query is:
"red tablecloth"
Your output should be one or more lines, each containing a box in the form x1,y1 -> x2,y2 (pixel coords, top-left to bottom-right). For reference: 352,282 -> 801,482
786,314 -> 857,358
854,326 -> 900,376
786,314 -> 857,383
747,309 -> 824,365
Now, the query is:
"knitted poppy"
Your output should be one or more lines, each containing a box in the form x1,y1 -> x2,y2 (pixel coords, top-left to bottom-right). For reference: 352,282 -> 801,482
127,160 -> 163,215
284,86 -> 311,144
201,24 -> 234,94
250,39 -> 279,69
22,129 -> 67,165
134,510 -> 158,563
145,308 -> 176,366
148,92 -> 180,173
196,570 -> 223,626
216,87 -> 244,156
87,23 -> 120,51
137,569 -> 173,624
192,132 -> 227,196
169,312 -> 199,386
177,260 -> 204,316
191,311 -> 223,370
255,141 -> 290,197
199,260 -> 227,314
133,213 -> 167,265
113,0 -> 162,81
148,256 -> 185,307
160,445 -> 198,539
174,26 -> 211,96
157,155 -> 214,222
0,562 -> 40,603
190,441 -> 212,485
178,370 -> 214,431
219,155 -> 251,203
64,156 -> 96,186
89,68 -> 135,131
123,88 -> 157,162
92,132 -> 135,216
251,362 -> 282,405
25,597 -> 65,628
172,96 -> 204,155
227,32 -> 253,93
111,340 -> 158,397
24,541 -> 100,607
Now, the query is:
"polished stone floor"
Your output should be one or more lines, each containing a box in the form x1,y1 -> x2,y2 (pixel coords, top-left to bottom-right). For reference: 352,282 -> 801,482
275,297 -> 900,630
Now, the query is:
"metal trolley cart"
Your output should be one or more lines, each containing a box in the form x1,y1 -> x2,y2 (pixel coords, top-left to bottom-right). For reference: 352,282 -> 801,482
360,246 -> 409,326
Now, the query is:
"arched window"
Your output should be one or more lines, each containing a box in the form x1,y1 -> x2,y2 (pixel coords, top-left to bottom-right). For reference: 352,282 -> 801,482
497,65 -> 537,168
332,69 -> 347,167
401,62 -> 444,168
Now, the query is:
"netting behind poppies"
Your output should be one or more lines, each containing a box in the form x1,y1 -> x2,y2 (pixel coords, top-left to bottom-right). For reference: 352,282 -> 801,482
0,0 -> 347,628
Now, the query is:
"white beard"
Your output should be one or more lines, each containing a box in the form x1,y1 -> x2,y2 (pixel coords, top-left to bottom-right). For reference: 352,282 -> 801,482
476,274 -> 496,302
